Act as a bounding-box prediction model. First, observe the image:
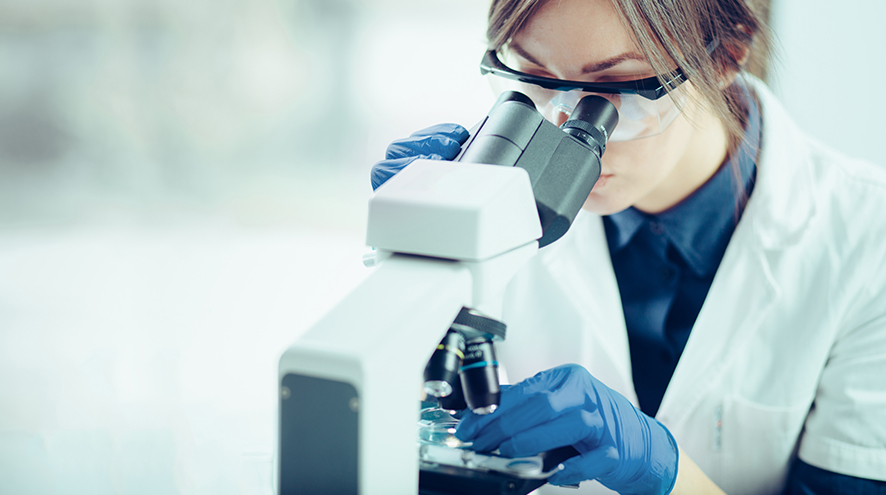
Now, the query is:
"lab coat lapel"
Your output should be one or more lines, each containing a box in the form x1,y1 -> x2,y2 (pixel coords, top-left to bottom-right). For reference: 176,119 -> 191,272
655,224 -> 781,423
547,212 -> 637,403
656,75 -> 817,424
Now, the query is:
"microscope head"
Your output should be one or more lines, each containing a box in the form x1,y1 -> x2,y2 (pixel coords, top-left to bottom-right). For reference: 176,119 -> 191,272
457,91 -> 618,247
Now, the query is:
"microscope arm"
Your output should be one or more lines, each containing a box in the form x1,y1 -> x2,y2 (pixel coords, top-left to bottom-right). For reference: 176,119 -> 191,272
278,253 -> 473,494
278,160 -> 542,494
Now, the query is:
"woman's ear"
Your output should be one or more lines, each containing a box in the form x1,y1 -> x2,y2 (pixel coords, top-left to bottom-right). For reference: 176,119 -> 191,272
726,42 -> 751,67
718,45 -> 749,87
727,24 -> 753,66
718,24 -> 753,87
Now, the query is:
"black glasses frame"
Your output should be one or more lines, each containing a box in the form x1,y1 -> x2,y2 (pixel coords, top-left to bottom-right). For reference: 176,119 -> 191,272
479,49 -> 686,101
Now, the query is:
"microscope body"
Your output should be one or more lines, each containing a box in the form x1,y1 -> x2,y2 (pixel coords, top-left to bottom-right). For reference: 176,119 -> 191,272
277,92 -> 617,494
278,160 -> 541,494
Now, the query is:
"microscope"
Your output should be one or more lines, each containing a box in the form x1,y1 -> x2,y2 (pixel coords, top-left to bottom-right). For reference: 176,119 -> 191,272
278,91 -> 617,494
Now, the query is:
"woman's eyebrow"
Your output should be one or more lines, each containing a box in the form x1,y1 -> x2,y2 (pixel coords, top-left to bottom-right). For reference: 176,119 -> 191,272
509,41 -> 647,75
508,42 -> 547,68
580,52 -> 647,74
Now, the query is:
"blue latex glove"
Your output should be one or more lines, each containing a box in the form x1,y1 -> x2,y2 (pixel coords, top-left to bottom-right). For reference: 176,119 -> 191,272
370,123 -> 470,190
455,364 -> 679,494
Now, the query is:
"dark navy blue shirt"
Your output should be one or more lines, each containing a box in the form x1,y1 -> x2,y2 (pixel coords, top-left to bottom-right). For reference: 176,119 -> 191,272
602,88 -> 760,417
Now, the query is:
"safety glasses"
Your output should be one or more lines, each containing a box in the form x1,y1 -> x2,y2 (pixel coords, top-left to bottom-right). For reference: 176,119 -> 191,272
479,48 -> 689,141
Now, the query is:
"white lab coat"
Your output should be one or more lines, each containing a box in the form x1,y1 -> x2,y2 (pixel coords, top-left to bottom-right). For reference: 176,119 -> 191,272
497,77 -> 886,494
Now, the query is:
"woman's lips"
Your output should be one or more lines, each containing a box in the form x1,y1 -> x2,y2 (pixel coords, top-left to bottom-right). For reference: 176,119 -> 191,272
592,174 -> 613,192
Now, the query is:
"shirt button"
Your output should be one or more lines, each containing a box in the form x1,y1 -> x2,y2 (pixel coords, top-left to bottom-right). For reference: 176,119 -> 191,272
661,267 -> 675,280
650,222 -> 664,235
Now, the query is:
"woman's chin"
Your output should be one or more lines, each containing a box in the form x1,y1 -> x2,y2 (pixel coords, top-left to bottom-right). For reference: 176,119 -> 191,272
581,193 -> 631,216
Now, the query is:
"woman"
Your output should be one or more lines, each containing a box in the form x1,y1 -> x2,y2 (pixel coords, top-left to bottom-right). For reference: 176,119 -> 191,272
371,0 -> 886,493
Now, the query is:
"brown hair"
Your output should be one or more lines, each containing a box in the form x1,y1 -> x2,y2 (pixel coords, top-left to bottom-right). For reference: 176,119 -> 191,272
487,0 -> 773,158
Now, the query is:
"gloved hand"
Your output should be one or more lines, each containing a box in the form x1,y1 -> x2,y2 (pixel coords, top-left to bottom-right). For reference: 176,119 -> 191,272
455,364 -> 679,494
370,123 -> 469,190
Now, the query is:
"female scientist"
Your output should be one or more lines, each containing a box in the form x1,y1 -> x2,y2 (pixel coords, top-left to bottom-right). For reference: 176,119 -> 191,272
371,0 -> 886,493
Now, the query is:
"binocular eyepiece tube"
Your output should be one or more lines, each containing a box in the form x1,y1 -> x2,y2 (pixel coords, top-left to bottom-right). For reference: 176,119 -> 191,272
423,308 -> 507,415
456,90 -> 618,247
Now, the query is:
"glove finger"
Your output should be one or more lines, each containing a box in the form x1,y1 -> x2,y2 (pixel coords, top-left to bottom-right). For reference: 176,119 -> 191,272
456,384 -> 510,420
546,446 -> 620,487
497,409 -> 605,458
517,363 -> 590,396
409,123 -> 470,142
457,391 -> 564,451
449,408 -> 468,420
386,134 -> 464,161
456,368 -> 586,444
457,365 -> 593,446
454,387 -> 522,441
455,386 -> 541,441
370,154 -> 443,190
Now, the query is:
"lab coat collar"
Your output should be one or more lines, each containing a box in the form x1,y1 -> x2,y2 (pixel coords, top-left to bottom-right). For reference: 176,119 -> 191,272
740,75 -> 818,250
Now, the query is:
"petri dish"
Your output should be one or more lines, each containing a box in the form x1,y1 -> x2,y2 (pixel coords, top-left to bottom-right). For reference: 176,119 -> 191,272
417,424 -> 473,449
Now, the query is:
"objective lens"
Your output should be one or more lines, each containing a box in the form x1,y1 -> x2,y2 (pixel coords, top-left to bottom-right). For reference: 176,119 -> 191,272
424,381 -> 452,398
437,375 -> 468,413
423,330 -> 465,398
460,338 -> 501,415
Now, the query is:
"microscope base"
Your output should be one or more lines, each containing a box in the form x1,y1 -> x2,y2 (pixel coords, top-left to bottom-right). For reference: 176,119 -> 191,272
419,462 -> 546,495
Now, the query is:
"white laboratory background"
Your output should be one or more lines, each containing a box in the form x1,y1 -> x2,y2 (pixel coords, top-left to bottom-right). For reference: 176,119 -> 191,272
0,0 -> 882,494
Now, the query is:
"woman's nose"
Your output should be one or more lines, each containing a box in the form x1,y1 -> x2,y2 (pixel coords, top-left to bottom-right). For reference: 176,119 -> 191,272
553,110 -> 569,127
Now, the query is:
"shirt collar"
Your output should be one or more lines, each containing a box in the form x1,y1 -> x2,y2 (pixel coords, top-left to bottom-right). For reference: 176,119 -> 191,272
605,82 -> 761,277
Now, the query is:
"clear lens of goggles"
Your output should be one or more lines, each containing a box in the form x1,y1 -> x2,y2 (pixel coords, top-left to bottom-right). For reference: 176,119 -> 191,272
486,74 -> 686,142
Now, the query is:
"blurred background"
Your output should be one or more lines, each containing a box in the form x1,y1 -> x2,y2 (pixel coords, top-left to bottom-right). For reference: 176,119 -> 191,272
0,0 -> 883,493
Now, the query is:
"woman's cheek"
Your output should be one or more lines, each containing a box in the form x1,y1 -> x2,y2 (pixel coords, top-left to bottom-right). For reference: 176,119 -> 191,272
583,139 -> 670,214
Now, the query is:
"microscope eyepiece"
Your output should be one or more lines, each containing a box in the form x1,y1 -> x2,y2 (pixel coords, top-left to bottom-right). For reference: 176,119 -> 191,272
496,90 -> 537,109
560,95 -> 619,158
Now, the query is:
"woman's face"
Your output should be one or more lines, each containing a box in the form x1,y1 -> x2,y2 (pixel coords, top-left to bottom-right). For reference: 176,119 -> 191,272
510,0 -> 727,214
